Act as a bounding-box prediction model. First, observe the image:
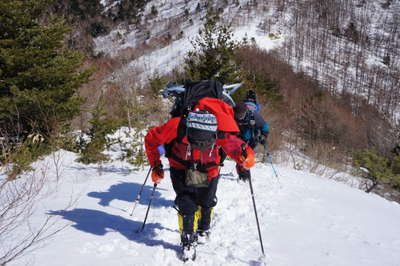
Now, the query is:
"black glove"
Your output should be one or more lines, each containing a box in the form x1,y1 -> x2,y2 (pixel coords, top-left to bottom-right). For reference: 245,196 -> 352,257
238,169 -> 251,181
259,131 -> 269,145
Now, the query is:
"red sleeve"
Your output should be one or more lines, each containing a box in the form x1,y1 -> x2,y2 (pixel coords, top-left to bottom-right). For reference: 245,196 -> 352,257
217,133 -> 255,165
144,117 -> 180,167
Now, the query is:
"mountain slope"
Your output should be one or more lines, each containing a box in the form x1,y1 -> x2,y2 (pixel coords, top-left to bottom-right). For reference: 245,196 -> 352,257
8,150 -> 400,266
92,0 -> 400,122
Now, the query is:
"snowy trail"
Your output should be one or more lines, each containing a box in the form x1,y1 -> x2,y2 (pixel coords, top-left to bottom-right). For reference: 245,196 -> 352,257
9,151 -> 400,266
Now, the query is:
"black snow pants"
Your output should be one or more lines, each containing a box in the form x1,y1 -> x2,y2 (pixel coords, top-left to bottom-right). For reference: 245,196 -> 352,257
170,167 -> 219,233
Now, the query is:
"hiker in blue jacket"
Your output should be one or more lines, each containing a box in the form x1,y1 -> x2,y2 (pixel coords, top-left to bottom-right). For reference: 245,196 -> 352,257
233,101 -> 269,181
243,89 -> 261,113
234,102 -> 269,150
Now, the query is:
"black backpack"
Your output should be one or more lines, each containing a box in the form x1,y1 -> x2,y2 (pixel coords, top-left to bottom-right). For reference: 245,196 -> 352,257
165,80 -> 226,169
162,80 -> 227,160
173,80 -> 223,141
170,80 -> 224,117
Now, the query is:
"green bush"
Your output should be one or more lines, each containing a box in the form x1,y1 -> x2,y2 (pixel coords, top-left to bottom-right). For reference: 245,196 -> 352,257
77,98 -> 119,164
118,130 -> 148,169
392,155 -> 400,174
70,0 -> 101,19
391,156 -> 400,186
89,22 -> 108,37
148,75 -> 168,98
5,134 -> 50,179
268,33 -> 280,40
353,149 -> 398,187
238,70 -> 282,109
151,5 -> 158,16
117,86 -> 152,168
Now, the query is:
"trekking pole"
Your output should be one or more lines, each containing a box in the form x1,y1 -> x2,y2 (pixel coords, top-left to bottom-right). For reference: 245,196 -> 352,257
129,167 -> 152,216
248,175 -> 265,256
241,144 -> 265,256
267,152 -> 279,179
264,144 -> 280,184
136,183 -> 158,233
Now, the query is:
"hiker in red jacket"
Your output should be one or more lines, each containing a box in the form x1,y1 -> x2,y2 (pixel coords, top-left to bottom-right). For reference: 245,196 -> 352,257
144,97 -> 255,261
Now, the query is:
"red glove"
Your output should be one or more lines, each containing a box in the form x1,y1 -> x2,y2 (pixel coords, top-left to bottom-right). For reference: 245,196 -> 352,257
151,164 -> 164,184
239,144 -> 255,170
243,153 -> 255,169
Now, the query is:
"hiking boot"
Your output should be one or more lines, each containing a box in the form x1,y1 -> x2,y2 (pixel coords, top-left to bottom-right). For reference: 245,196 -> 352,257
180,233 -> 197,261
196,207 -> 213,244
196,229 -> 211,244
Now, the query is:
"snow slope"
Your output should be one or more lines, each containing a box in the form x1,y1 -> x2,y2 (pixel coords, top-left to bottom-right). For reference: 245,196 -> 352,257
7,150 -> 400,266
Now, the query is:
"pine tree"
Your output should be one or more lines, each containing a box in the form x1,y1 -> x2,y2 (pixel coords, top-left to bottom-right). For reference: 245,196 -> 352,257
77,96 -> 119,165
183,12 -> 240,84
390,155 -> 400,187
0,0 -> 91,139
353,149 -> 394,191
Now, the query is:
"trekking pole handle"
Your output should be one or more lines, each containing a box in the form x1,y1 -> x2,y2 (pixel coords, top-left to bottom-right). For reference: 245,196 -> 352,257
223,83 -> 242,95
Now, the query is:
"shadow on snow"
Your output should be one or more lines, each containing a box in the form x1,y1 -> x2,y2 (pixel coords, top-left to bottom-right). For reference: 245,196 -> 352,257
87,182 -> 174,208
48,208 -> 180,252
68,165 -> 134,176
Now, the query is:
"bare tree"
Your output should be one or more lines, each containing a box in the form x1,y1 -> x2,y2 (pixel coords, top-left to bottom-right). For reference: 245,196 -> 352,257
0,152 -> 70,265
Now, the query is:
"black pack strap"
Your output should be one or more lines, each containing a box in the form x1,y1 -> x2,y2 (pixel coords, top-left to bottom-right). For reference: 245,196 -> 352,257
168,152 -> 218,171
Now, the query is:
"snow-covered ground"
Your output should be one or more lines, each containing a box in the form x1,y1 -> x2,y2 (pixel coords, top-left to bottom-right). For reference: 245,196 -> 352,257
5,149 -> 400,266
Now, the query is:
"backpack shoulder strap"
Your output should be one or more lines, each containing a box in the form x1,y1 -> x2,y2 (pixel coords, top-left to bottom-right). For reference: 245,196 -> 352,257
176,113 -> 188,142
